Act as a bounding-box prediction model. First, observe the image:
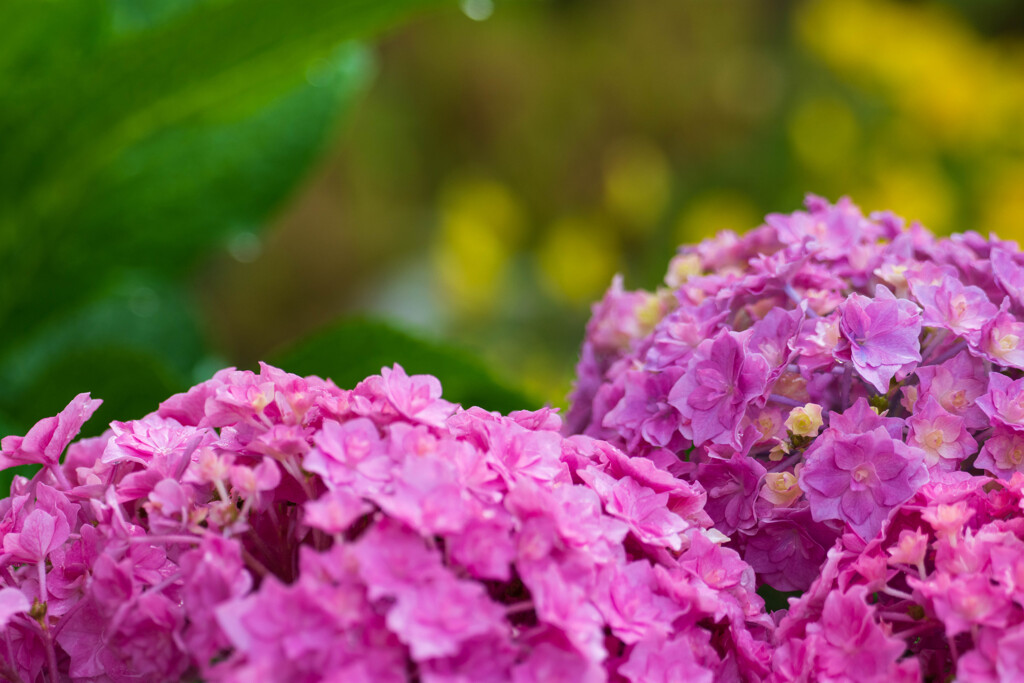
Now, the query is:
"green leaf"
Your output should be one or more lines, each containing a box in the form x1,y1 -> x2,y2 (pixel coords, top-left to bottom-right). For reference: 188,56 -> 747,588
0,1 -> 108,87
0,466 -> 40,503
0,277 -> 211,438
0,407 -> 20,440
271,318 -> 542,415
0,277 -> 206,394
5,347 -> 185,440
0,0 -> 443,338
60,42 -> 373,286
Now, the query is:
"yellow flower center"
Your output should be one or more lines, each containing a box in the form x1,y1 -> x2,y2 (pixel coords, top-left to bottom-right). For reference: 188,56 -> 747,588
949,390 -> 967,411
924,429 -> 945,451
767,472 -> 798,493
852,466 -> 872,483
951,294 -> 968,320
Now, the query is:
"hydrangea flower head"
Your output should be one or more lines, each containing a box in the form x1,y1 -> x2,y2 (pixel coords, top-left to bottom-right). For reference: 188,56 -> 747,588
0,364 -> 771,681
774,473 -> 1024,680
567,194 -> 1024,677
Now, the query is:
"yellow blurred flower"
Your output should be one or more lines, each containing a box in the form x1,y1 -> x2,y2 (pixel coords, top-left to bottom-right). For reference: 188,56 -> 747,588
603,139 -> 671,235
979,163 -> 1024,245
536,215 -> 619,305
675,190 -> 760,245
861,153 -> 956,235
433,177 -> 525,313
796,0 -> 1024,147
787,96 -> 859,173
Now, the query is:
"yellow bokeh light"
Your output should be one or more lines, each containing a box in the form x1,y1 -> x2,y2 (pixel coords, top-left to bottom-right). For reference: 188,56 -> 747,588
861,157 -> 956,235
795,0 -> 1024,147
603,139 -> 672,235
787,96 -> 860,173
979,163 -> 1024,246
536,216 -> 619,305
675,190 -> 760,245
433,177 -> 525,313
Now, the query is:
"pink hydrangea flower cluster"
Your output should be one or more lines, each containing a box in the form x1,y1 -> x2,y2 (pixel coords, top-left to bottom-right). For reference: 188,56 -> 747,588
568,194 -> 1024,677
0,363 -> 773,682
773,472 -> 1024,682
568,195 -> 1024,593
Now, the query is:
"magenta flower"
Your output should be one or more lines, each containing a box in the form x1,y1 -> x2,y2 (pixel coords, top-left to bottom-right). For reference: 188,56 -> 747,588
775,472 -> 1024,680
303,489 -> 371,534
619,635 -> 715,683
304,416 -> 391,492
511,642 -> 604,683
975,427 -> 1024,479
741,507 -> 837,592
827,396 -> 904,439
101,415 -> 209,468
809,586 -> 909,680
914,350 -> 988,429
0,393 -> 101,471
668,331 -> 769,448
378,363 -> 457,427
978,302 -> 1024,369
909,275 -> 996,342
580,469 -> 691,551
592,561 -> 682,645
839,285 -> 922,393
695,454 -> 765,536
3,508 -> 71,564
914,573 -> 1012,638
906,396 -> 977,471
800,425 -> 928,540
386,576 -> 507,660
566,195 -> 1024,679
602,368 -> 684,449
0,588 -> 29,631
991,247 -> 1024,309
976,372 -> 1024,432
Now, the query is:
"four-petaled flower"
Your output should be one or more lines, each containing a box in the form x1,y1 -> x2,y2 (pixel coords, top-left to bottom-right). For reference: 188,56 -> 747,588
669,331 -> 769,448
800,425 -> 928,540
839,285 -> 923,393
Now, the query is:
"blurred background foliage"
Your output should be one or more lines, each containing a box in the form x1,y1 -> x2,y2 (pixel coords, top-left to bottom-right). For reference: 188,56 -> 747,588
2,0 -> 1024,442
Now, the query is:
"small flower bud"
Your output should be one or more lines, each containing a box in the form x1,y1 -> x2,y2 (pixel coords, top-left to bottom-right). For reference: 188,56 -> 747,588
760,471 -> 802,507
785,403 -> 823,438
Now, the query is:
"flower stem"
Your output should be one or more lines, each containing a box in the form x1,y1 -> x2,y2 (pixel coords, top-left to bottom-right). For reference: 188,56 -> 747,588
881,586 -> 914,602
768,394 -> 803,408
926,339 -> 967,367
128,534 -> 202,546
769,453 -> 803,473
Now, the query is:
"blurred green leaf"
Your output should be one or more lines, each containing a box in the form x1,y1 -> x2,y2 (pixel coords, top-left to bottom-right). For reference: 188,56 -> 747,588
0,341 -> 182,497
0,0 -> 442,340
0,1 -> 108,86
0,407 -> 18,440
7,347 -> 184,440
108,0 -> 203,35
0,466 -> 40,502
271,317 -> 543,415
0,277 -> 206,397
61,42 -> 373,289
